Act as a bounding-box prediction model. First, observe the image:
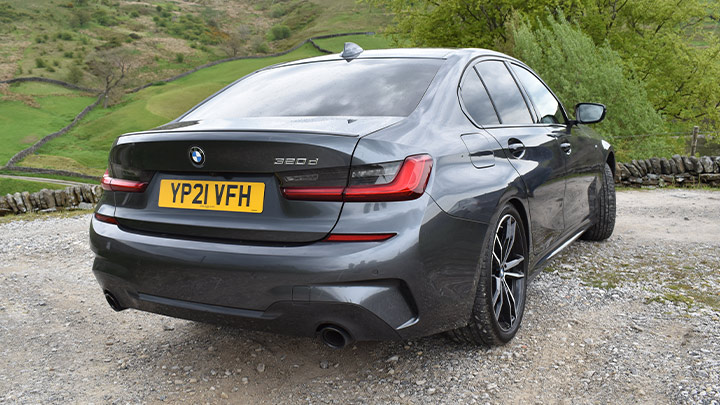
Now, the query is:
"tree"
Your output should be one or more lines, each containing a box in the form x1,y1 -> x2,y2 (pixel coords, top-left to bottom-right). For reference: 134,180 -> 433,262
365,0 -> 580,48
86,48 -> 137,108
512,16 -> 667,158
369,0 -> 720,131
222,26 -> 250,57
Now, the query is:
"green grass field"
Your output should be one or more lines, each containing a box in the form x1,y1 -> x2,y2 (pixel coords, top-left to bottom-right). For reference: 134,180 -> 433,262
0,82 -> 95,164
0,177 -> 65,195
313,34 -> 392,52
19,35 -> 391,176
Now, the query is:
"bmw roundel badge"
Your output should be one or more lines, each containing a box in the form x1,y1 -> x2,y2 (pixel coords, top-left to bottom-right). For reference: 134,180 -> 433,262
189,146 -> 205,167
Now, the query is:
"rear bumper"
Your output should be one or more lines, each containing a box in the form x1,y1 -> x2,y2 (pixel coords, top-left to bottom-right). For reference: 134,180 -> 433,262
90,200 -> 488,341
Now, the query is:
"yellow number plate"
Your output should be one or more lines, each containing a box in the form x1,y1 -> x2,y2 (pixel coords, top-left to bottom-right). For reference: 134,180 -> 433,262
158,179 -> 265,213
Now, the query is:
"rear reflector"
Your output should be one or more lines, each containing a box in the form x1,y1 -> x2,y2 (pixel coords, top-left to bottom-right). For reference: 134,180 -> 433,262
94,212 -> 118,225
101,170 -> 149,193
325,233 -> 396,242
282,154 -> 433,202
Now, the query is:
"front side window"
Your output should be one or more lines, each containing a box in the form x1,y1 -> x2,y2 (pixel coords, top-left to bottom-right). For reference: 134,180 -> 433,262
474,61 -> 533,125
182,59 -> 444,119
511,64 -> 566,125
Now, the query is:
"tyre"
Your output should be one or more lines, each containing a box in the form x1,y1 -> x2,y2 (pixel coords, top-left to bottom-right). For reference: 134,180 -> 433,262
582,162 -> 616,241
450,204 -> 528,346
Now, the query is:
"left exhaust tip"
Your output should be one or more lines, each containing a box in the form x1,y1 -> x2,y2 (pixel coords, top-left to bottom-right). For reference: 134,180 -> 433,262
318,325 -> 353,349
104,291 -> 125,312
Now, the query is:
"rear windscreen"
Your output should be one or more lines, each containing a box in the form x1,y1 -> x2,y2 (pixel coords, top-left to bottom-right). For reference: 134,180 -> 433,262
181,58 -> 444,119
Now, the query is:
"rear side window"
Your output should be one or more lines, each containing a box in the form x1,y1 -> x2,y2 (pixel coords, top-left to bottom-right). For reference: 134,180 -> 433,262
511,64 -> 566,124
475,61 -> 533,125
182,59 -> 444,119
459,69 -> 500,125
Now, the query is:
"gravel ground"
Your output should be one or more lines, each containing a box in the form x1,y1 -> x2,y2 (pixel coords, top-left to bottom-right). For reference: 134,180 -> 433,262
0,189 -> 719,404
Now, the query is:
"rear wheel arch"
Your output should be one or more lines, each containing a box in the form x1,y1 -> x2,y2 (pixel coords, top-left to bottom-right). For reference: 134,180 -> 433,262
606,152 -> 616,177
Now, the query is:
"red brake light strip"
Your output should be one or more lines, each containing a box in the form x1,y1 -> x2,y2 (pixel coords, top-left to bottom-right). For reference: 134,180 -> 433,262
325,233 -> 396,242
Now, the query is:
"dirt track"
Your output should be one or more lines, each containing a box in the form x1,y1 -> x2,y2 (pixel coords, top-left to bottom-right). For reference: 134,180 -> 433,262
1,189 -> 718,404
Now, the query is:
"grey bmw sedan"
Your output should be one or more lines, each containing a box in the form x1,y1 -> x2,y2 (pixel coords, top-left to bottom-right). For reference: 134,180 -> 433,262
90,44 -> 615,348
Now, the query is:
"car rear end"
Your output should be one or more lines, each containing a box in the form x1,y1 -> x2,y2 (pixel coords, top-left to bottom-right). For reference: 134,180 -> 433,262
90,52 -> 488,343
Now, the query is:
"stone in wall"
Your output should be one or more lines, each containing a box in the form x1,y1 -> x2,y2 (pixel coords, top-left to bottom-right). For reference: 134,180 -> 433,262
13,193 -> 26,213
632,160 -> 645,176
21,192 -> 31,212
5,194 -> 18,214
659,158 -> 670,174
649,158 -> 662,174
700,156 -> 714,173
672,155 -> 685,173
41,189 -> 56,209
625,163 -> 641,177
689,156 -> 701,173
682,156 -> 694,172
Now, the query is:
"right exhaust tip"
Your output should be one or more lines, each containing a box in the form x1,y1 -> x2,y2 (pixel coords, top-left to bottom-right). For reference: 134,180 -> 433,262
318,325 -> 353,349
104,291 -> 125,312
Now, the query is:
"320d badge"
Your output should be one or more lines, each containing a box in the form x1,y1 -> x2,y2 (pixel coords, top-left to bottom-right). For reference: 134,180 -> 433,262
90,43 -> 616,348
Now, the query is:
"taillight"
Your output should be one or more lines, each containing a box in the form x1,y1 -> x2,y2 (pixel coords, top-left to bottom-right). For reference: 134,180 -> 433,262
282,154 -> 433,202
101,170 -> 149,193
94,212 -> 118,225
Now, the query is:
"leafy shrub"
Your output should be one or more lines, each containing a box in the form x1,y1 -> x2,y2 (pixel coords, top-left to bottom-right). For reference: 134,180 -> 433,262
35,58 -> 46,68
268,24 -> 290,41
175,53 -> 184,63
67,65 -> 83,83
64,51 -> 74,58
252,38 -> 269,54
270,4 -> 287,18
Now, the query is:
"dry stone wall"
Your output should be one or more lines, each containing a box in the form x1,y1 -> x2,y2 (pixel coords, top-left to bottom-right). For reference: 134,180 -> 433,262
0,184 -> 102,216
616,155 -> 720,187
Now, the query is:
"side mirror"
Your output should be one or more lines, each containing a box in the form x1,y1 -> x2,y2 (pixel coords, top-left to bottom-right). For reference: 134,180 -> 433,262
574,103 -> 606,124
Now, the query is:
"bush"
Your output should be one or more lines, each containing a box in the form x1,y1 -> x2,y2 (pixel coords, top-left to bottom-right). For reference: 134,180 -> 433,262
66,65 -> 83,83
252,38 -> 269,54
511,15 -> 667,160
268,24 -> 290,41
270,4 -> 287,18
64,51 -> 75,58
175,53 -> 184,63
35,58 -> 46,68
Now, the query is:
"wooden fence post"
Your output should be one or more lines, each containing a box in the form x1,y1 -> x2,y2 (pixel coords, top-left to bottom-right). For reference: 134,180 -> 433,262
691,126 -> 699,156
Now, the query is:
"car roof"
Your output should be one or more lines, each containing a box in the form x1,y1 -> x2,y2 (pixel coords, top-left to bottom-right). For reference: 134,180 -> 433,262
271,47 -> 514,69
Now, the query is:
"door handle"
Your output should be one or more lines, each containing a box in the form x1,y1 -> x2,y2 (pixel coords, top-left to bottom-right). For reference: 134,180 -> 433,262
560,141 -> 572,155
508,139 -> 525,159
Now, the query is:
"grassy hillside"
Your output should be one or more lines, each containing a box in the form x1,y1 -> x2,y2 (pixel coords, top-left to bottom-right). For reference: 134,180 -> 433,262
0,81 -> 95,163
17,34 -> 391,176
0,0 -> 388,85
